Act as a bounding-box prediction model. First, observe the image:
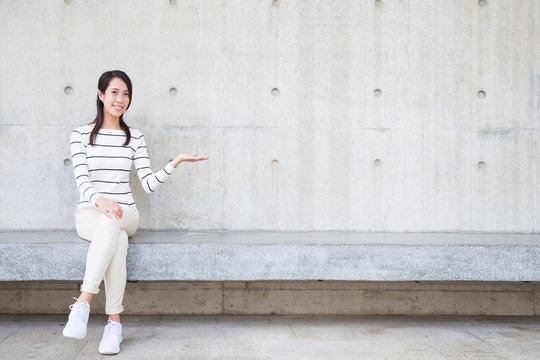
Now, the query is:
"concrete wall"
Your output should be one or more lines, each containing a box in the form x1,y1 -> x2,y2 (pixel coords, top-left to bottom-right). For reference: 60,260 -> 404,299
1,281 -> 539,316
1,0 -> 539,232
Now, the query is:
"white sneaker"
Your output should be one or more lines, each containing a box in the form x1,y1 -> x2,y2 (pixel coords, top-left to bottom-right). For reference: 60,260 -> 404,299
62,297 -> 90,339
98,319 -> 123,355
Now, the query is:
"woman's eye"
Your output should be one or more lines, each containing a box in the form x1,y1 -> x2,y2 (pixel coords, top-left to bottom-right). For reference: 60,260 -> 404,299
111,91 -> 117,94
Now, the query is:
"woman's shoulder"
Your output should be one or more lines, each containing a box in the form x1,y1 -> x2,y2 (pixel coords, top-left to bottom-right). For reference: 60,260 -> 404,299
72,124 -> 92,136
129,127 -> 144,138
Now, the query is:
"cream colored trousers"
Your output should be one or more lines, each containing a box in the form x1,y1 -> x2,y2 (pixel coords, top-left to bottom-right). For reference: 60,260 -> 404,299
75,205 -> 139,315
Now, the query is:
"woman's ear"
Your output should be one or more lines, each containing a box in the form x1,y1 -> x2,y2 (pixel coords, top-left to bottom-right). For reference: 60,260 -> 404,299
97,90 -> 104,102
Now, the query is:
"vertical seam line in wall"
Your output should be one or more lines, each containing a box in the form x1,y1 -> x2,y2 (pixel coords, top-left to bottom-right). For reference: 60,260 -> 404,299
531,79 -> 535,233
221,0 -> 226,230
221,281 -> 224,314
529,1 -> 536,233
532,284 -> 536,316
533,284 -> 540,316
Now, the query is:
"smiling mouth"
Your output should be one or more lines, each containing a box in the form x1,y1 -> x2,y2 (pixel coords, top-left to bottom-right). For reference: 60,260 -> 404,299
113,105 -> 123,111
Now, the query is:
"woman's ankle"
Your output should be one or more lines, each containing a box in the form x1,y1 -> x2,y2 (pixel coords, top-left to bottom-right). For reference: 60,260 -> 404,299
78,292 -> 93,305
108,314 -> 121,323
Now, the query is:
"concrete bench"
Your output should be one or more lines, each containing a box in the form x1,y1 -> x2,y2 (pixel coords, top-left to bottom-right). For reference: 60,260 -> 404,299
0,231 -> 539,282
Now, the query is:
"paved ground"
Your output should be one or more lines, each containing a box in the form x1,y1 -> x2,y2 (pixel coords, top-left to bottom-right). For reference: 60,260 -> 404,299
0,314 -> 539,359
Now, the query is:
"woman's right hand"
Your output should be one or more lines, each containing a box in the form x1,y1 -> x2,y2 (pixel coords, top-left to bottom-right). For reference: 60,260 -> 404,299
95,197 -> 123,219
171,152 -> 209,168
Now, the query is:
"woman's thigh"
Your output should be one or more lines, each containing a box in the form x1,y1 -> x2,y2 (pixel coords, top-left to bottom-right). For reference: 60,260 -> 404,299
120,206 -> 139,237
75,206 -> 139,241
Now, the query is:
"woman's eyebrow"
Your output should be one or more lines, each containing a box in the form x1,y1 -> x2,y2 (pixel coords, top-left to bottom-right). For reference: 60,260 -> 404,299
109,88 -> 129,93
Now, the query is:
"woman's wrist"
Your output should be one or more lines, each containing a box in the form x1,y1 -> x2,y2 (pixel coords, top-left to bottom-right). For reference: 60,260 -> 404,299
95,197 -> 106,207
171,158 -> 181,168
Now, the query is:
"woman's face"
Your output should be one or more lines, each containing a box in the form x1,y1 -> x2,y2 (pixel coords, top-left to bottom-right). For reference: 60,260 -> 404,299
98,77 -> 130,119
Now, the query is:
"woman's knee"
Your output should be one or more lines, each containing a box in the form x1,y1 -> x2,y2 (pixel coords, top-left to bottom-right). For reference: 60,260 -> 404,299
96,214 -> 121,234
74,208 -> 102,241
99,213 -> 121,226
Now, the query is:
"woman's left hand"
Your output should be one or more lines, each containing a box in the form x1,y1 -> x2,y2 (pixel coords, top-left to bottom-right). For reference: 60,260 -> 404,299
171,153 -> 209,168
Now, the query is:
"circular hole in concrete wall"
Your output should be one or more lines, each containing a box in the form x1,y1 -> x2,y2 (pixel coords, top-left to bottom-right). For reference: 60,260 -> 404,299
374,159 -> 382,167
169,88 -> 177,96
271,88 -> 280,96
478,0 -> 487,7
477,90 -> 486,99
64,86 -> 73,95
63,159 -> 72,166
374,89 -> 382,97
477,161 -> 486,169
271,159 -> 279,167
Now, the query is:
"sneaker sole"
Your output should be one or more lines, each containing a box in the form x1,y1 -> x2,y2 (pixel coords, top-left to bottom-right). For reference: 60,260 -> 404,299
98,349 -> 120,355
98,337 -> 122,355
62,330 -> 86,339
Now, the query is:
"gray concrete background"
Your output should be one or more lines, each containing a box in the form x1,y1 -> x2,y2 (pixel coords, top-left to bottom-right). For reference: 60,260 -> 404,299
1,0 -> 540,232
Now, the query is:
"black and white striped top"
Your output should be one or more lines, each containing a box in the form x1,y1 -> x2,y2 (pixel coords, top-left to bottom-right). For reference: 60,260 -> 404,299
70,125 -> 175,210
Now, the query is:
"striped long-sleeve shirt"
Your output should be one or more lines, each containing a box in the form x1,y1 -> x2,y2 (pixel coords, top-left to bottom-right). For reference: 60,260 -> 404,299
70,125 -> 175,210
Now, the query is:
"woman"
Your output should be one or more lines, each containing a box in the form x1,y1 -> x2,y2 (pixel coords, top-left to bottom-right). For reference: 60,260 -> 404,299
63,70 -> 208,355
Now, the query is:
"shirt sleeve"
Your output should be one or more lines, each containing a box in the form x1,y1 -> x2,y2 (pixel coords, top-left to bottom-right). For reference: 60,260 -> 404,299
133,134 -> 175,193
71,129 -> 100,206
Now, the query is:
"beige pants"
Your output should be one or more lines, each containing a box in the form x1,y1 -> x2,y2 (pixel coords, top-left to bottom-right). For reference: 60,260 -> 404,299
75,206 -> 139,315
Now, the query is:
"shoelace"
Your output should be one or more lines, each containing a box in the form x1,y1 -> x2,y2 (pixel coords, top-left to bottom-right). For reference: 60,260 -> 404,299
68,297 -> 89,316
104,319 -> 122,336
106,319 -> 121,327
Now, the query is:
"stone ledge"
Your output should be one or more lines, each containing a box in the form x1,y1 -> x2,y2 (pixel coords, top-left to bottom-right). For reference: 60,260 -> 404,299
0,231 -> 539,281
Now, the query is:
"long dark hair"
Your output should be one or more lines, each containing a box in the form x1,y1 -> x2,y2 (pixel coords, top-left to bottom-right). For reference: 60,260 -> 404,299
89,70 -> 132,146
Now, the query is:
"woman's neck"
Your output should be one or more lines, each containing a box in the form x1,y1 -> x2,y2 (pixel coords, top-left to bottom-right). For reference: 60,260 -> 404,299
101,116 -> 122,130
